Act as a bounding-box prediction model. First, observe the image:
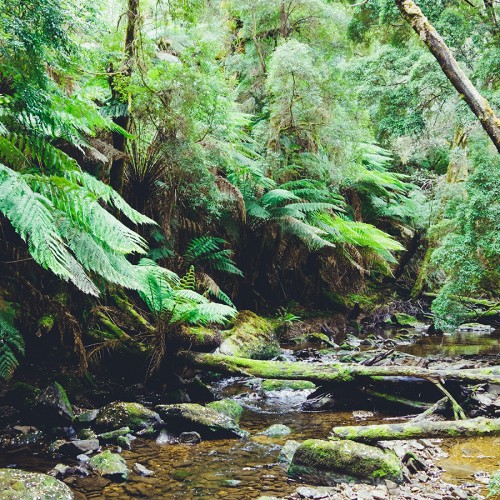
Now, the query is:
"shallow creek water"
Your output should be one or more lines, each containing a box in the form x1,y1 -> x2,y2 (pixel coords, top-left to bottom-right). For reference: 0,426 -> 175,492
2,328 -> 499,499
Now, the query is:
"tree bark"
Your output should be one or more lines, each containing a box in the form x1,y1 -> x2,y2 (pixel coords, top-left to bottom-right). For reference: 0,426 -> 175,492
109,0 -> 139,194
330,417 -> 500,443
395,0 -> 500,153
183,352 -> 500,385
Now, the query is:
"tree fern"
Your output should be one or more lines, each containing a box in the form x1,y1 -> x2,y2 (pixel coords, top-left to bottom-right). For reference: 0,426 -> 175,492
0,312 -> 25,380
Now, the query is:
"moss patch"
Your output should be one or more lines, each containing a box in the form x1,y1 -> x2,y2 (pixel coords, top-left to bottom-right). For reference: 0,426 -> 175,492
261,379 -> 316,392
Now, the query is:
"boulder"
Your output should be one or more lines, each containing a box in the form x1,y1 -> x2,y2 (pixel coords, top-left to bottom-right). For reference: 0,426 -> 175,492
0,469 -> 73,499
88,450 -> 128,481
133,463 -> 154,477
217,310 -> 280,359
179,431 -> 202,444
95,402 -> 161,431
35,382 -> 74,425
206,399 -> 244,422
288,439 -> 403,485
156,403 -> 249,439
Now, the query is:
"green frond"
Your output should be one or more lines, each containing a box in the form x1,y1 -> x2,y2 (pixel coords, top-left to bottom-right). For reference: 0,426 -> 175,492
260,188 -> 302,207
0,312 -> 25,380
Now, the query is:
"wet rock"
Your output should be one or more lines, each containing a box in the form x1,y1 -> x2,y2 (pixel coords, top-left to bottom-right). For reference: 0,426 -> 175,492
10,428 -> 44,447
206,399 -> 244,422
133,463 -> 154,477
458,323 -> 493,332
279,440 -> 301,464
392,313 -> 421,327
99,427 -> 131,442
48,439 -> 68,455
88,450 -> 129,481
289,439 -> 403,485
58,439 -> 100,456
0,468 -> 74,499
49,463 -> 90,479
35,382 -> 74,425
216,310 -> 280,360
77,428 -> 97,440
95,402 -> 161,431
156,429 -> 177,445
156,403 -> 249,439
352,410 -> 374,420
223,479 -> 242,487
179,431 -> 202,444
296,486 -> 338,498
75,409 -> 99,424
117,434 -> 135,450
258,424 -> 292,438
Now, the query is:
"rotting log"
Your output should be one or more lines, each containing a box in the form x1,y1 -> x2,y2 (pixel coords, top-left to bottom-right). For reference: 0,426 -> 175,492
330,417 -> 500,443
183,352 -> 500,385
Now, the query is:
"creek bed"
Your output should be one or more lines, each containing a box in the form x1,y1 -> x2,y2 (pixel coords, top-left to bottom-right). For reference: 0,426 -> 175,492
1,327 -> 499,498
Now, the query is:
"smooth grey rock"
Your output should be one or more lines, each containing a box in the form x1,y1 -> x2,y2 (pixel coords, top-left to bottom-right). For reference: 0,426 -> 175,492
133,463 -> 154,477
258,424 -> 291,437
156,403 -> 249,439
59,439 -> 100,456
279,440 -> 301,464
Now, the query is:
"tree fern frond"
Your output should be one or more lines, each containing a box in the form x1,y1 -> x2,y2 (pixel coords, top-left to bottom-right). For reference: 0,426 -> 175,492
0,165 -> 99,295
0,312 -> 25,380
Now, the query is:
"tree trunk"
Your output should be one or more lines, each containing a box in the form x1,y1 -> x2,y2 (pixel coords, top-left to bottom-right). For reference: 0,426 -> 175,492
395,0 -> 500,153
183,352 -> 500,385
330,417 -> 500,443
109,0 -> 139,194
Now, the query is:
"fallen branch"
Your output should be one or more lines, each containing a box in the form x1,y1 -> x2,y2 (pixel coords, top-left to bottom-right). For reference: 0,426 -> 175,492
183,352 -> 500,385
330,417 -> 500,443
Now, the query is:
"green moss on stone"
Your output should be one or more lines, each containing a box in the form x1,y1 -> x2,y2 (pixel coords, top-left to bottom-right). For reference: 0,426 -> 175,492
206,400 -> 244,422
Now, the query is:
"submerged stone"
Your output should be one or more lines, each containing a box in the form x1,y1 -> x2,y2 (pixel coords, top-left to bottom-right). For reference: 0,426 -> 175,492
88,450 -> 129,481
259,424 -> 292,437
217,310 -> 280,359
133,463 -> 154,477
179,431 -> 202,444
95,402 -> 161,431
206,399 -> 244,422
156,403 -> 249,439
289,439 -> 403,485
0,469 -> 73,499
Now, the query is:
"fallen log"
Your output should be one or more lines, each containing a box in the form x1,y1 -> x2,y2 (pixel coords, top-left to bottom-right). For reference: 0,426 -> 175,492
330,417 -> 500,443
183,352 -> 500,385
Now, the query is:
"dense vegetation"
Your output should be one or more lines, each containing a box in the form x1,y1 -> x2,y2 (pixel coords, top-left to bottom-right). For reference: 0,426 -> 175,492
0,0 -> 498,380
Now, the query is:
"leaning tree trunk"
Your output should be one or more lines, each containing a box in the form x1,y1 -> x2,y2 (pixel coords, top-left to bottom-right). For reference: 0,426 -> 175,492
395,0 -> 500,153
330,417 -> 500,443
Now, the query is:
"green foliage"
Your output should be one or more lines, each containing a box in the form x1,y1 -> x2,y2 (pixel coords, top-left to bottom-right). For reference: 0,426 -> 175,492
431,140 -> 500,327
0,312 -> 25,380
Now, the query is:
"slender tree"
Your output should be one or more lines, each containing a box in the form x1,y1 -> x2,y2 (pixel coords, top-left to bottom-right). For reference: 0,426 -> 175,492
395,0 -> 500,153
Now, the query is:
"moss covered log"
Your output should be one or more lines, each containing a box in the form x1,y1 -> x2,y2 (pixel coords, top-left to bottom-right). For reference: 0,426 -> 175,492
330,417 -> 500,443
184,352 -> 500,385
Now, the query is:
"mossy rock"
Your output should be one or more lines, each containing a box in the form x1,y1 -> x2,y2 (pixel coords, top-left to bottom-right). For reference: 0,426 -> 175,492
217,310 -> 280,360
261,379 -> 316,392
206,400 -> 244,422
392,313 -> 421,327
0,469 -> 73,499
156,403 -> 249,439
289,439 -> 402,485
88,450 -> 128,481
95,402 -> 161,431
35,382 -> 74,425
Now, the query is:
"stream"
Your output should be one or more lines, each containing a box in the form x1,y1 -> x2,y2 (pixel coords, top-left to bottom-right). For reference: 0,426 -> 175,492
1,328 -> 499,499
